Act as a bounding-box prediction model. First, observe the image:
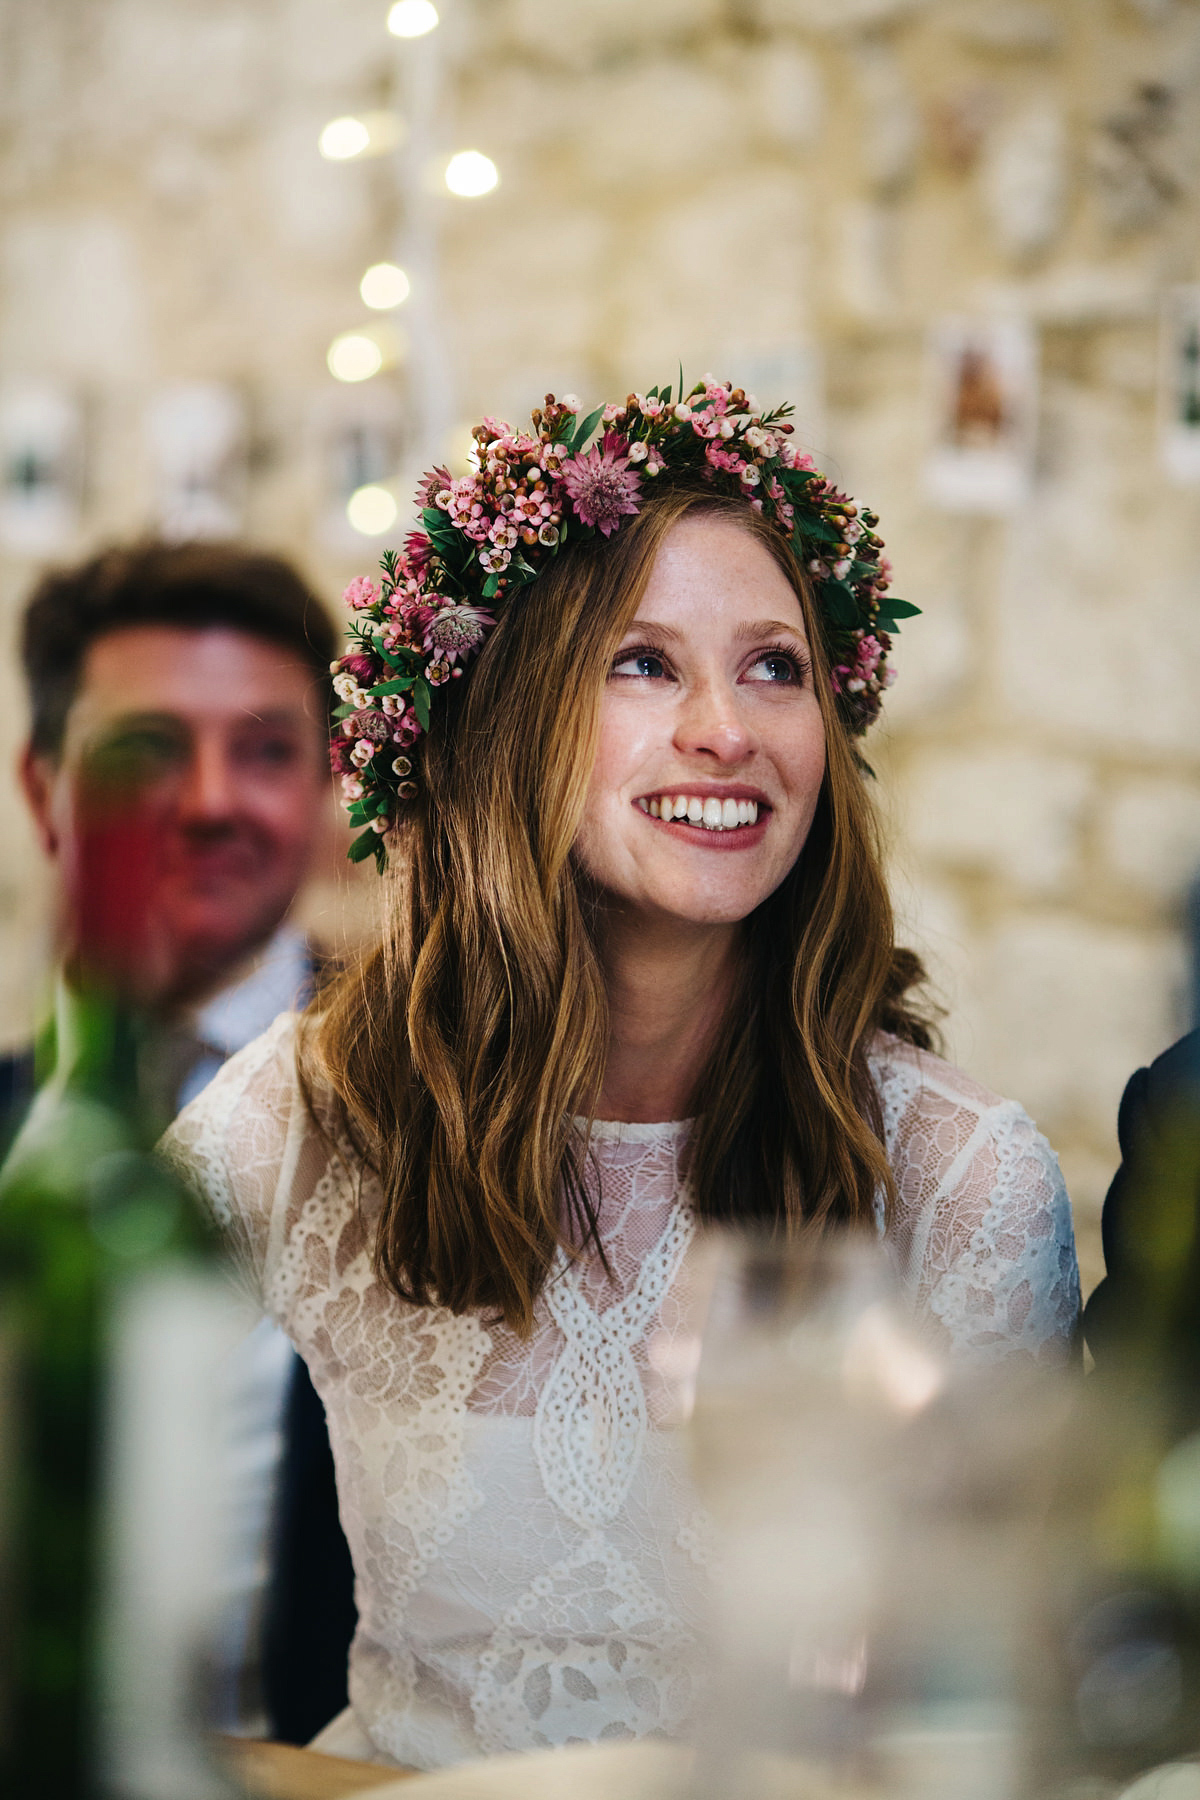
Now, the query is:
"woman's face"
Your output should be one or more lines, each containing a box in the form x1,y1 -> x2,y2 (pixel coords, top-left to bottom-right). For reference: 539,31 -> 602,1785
574,513 -> 827,930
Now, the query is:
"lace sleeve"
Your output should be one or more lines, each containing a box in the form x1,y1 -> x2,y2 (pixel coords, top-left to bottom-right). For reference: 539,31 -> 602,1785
873,1038 -> 1081,1364
157,1012 -> 308,1313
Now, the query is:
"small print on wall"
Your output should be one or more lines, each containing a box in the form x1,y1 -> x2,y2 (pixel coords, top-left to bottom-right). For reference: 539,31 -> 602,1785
1160,287 -> 1200,485
0,383 -> 83,555
923,316 -> 1038,515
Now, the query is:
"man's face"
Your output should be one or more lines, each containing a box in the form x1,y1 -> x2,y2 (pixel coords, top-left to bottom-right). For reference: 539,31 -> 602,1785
22,625 -> 331,1005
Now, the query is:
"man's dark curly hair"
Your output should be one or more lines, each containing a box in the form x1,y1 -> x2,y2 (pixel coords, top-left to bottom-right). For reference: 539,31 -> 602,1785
21,540 -> 339,757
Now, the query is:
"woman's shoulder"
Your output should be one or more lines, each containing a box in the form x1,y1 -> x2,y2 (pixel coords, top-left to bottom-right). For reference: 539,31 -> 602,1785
159,1011 -> 322,1222
868,1030 -> 1026,1132
869,1035 -> 1079,1359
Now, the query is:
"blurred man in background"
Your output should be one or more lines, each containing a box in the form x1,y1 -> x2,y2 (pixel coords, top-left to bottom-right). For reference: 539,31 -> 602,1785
2,540 -> 356,1740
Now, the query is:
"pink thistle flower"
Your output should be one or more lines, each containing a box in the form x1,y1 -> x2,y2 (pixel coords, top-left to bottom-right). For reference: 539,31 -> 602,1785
559,432 -> 642,536
404,531 -> 434,568
424,603 -> 495,662
343,576 -> 379,611
347,709 -> 391,743
416,465 -> 453,508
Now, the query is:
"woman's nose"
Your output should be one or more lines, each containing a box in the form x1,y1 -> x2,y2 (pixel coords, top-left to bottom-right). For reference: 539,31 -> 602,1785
672,674 -> 756,764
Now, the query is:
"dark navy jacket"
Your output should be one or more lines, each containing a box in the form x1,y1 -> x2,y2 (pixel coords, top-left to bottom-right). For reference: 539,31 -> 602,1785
1084,1030 -> 1200,1376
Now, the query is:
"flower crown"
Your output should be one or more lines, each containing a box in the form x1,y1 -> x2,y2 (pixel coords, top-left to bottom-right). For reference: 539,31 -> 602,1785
331,376 -> 918,868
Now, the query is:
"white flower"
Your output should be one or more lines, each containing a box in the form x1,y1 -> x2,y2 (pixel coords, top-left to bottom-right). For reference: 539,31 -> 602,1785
370,816 -> 389,833
561,394 -> 581,411
719,420 -> 734,439
350,739 -> 375,768
740,463 -> 761,486
381,693 -> 404,716
333,672 -> 366,705
743,426 -> 779,456
832,558 -> 852,579
391,755 -> 413,777
341,776 -> 364,800
844,520 -> 863,544
674,403 -> 692,421
627,441 -> 648,463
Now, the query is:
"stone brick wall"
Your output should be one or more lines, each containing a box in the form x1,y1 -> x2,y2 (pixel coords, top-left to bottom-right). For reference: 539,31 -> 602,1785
4,0 -> 1200,1292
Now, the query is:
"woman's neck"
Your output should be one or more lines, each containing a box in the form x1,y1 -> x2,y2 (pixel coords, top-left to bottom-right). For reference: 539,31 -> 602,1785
594,911 -> 740,1124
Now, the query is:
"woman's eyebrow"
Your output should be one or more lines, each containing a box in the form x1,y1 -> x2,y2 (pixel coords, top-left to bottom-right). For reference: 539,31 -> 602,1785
733,618 -> 809,642
621,617 -> 808,643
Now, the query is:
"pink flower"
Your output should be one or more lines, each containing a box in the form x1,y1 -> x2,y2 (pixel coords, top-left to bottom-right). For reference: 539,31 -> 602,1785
404,531 -> 433,569
416,465 -> 453,508
559,433 -> 642,536
424,603 -> 495,662
855,635 -> 883,677
347,709 -> 391,743
704,444 -> 744,475
343,576 -> 379,611
339,651 -> 377,684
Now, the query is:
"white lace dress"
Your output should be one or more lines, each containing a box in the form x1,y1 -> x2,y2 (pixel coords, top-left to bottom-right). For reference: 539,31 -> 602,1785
160,1014 -> 1079,1770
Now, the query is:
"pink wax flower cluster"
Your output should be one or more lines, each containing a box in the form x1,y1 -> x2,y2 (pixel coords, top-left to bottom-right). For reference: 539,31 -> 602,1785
330,377 -> 915,869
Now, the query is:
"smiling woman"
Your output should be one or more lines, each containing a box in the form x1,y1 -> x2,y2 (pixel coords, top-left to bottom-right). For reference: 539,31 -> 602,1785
160,381 -> 1080,1772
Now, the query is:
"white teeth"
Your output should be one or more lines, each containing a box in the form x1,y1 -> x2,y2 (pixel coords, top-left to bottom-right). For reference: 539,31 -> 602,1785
646,794 -> 764,831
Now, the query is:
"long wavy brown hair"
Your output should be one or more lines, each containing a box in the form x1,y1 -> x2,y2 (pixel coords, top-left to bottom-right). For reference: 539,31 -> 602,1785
308,484 -> 935,1333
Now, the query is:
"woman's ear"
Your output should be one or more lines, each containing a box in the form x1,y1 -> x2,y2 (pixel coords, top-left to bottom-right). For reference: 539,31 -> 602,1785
19,741 -> 61,858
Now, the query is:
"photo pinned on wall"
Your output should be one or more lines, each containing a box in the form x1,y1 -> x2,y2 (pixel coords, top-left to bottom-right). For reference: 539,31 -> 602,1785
922,316 -> 1038,514
0,383 -> 83,555
314,383 -> 404,555
145,382 -> 248,542
1159,286 -> 1200,484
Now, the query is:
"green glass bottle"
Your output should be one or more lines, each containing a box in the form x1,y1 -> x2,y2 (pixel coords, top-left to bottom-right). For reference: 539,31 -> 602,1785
0,770 -> 244,1798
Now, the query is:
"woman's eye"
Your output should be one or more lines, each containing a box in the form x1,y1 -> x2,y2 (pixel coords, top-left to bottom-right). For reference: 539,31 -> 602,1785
744,651 -> 805,684
611,649 -> 669,680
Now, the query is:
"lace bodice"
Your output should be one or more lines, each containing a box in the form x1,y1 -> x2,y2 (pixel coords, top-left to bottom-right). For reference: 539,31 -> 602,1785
161,1016 -> 1079,1769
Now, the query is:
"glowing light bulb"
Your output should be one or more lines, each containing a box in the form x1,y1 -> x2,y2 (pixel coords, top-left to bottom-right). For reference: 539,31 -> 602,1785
360,263 -> 411,310
445,150 -> 499,198
319,116 -> 371,161
328,333 -> 385,383
347,485 -> 399,535
387,0 -> 439,36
